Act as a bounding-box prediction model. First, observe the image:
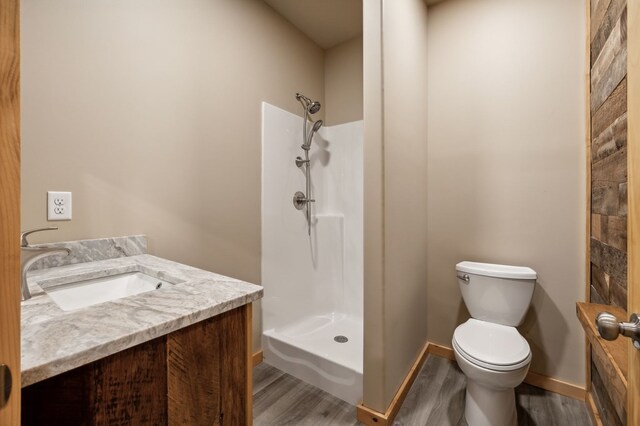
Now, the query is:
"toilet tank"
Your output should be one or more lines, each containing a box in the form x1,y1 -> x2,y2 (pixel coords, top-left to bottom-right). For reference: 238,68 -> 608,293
456,261 -> 537,327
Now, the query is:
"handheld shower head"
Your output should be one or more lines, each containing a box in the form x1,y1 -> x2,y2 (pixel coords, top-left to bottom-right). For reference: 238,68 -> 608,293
303,119 -> 323,150
311,119 -> 323,133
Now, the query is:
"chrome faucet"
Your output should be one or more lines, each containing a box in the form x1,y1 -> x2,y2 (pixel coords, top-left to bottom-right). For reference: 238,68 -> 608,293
20,227 -> 71,301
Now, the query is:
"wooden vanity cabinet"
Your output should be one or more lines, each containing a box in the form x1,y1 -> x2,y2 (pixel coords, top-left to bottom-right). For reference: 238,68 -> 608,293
22,304 -> 252,426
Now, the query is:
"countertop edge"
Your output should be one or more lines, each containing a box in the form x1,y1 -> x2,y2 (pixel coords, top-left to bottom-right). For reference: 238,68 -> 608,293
22,290 -> 262,388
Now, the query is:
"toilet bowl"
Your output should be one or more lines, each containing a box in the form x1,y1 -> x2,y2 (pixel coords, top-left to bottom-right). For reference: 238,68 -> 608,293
453,261 -> 536,426
453,319 -> 531,426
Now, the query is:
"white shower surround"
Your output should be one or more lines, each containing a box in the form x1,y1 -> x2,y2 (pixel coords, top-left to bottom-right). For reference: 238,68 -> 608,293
261,102 -> 363,404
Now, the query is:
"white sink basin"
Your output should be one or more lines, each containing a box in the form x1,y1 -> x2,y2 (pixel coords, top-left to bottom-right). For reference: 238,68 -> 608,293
45,272 -> 172,312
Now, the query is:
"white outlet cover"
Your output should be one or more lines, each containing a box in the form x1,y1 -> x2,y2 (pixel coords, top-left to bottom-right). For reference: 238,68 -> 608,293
47,191 -> 72,221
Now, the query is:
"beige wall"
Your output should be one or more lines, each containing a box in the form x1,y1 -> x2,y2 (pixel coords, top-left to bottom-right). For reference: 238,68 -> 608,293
363,0 -> 386,410
426,0 -> 587,385
324,36 -> 363,126
21,0 -> 325,350
363,0 -> 429,412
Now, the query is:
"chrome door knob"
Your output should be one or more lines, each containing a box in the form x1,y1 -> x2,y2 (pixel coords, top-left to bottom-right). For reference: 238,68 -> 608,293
595,312 -> 640,350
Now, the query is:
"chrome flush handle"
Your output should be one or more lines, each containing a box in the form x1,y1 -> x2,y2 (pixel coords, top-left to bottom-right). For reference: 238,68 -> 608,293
595,312 -> 640,350
457,273 -> 470,282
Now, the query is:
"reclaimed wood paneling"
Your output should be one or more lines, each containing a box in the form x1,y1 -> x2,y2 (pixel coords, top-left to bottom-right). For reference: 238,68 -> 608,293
592,113 -> 627,162
220,305 -> 249,426
93,337 -> 168,425
22,364 -> 94,425
591,263 -> 609,301
592,181 -> 620,215
604,215 -> 627,250
593,78 -> 627,137
592,344 -> 627,421
593,213 -> 603,240
168,316 -> 221,425
592,0 -> 626,65
591,284 -> 608,304
592,147 -> 627,183
591,7 -> 627,113
167,307 -> 251,426
591,0 -> 614,44
22,337 -> 167,426
589,0 -> 628,422
591,238 -> 627,307
619,182 -> 628,215
609,278 -> 628,308
591,365 -> 625,426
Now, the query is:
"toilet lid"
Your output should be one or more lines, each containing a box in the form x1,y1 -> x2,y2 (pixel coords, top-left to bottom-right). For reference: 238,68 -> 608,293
453,319 -> 531,371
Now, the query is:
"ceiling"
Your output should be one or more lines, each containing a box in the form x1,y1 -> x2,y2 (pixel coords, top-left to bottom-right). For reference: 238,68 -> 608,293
263,0 -> 446,50
263,0 -> 363,49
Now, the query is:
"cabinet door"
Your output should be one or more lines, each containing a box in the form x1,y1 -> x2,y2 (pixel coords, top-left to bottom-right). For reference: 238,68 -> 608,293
167,304 -> 251,426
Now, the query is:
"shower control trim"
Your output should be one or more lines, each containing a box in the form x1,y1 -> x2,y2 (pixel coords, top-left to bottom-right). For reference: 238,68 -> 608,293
293,191 -> 315,210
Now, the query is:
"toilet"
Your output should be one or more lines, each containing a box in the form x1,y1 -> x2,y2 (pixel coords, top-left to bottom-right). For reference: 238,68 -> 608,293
452,261 -> 536,426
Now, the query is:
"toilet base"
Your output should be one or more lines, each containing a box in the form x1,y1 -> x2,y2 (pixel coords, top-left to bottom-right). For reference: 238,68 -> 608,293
464,381 -> 517,426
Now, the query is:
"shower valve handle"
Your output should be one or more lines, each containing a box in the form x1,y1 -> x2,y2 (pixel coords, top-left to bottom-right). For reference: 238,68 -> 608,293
293,191 -> 314,210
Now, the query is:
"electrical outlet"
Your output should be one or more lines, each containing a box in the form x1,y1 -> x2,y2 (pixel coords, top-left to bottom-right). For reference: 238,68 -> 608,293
47,191 -> 72,221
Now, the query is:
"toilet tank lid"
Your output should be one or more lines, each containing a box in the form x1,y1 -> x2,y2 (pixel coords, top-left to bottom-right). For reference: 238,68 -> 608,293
456,261 -> 537,280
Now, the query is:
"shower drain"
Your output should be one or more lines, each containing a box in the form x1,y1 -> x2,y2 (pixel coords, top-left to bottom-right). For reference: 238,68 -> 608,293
334,335 -> 349,343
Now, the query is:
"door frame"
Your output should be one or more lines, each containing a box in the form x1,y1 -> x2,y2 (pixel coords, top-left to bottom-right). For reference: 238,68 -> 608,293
1,1 -> 637,425
0,0 -> 21,424
627,1 -> 639,424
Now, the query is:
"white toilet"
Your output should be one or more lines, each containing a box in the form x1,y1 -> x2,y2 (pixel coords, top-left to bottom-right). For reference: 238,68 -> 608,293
452,261 -> 536,426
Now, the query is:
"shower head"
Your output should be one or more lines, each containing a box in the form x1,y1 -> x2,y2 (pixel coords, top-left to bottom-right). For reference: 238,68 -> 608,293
296,93 -> 321,114
308,101 -> 321,114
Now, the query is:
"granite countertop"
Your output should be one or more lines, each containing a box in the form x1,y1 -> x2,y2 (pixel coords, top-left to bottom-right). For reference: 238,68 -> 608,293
21,253 -> 263,387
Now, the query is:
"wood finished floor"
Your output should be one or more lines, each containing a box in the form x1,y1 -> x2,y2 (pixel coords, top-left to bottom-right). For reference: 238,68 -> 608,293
253,356 -> 592,426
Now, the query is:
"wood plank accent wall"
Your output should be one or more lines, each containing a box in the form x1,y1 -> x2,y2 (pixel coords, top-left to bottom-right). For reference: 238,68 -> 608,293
589,0 -> 629,424
590,0 -> 629,309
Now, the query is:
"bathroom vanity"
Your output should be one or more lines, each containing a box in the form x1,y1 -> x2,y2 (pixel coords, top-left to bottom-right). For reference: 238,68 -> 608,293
19,237 -> 262,425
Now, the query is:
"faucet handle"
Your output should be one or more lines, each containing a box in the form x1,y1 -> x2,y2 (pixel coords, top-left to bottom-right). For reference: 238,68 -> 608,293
20,226 -> 59,247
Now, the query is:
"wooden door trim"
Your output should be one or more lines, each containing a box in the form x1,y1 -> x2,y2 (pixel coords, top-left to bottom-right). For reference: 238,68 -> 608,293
627,1 -> 640,425
0,0 -> 21,423
584,0 -> 593,393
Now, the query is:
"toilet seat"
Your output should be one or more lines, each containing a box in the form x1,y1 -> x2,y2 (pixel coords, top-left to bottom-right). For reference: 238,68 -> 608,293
453,319 -> 531,372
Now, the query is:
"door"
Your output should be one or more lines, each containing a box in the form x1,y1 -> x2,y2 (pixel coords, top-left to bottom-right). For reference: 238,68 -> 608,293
629,2 -> 640,424
0,0 -> 21,424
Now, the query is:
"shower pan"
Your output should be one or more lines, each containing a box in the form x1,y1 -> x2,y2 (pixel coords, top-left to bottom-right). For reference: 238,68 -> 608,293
261,99 -> 364,404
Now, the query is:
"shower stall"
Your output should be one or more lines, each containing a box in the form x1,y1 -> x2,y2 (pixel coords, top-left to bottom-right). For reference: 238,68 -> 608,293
261,97 -> 363,404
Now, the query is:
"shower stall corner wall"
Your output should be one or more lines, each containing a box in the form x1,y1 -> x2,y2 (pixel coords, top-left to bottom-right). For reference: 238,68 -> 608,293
261,102 -> 364,404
